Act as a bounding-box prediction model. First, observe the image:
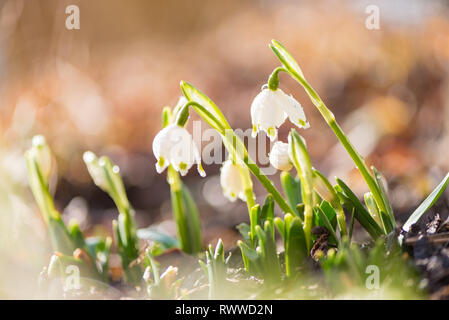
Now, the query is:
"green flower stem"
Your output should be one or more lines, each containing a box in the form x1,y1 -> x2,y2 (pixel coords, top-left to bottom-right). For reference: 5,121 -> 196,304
100,159 -> 136,248
163,107 -> 203,254
224,130 -> 294,214
238,165 -> 256,214
167,166 -> 191,252
269,40 -> 389,216
226,135 -> 255,214
177,100 -> 295,215
166,162 -> 203,254
176,101 -> 227,134
267,67 -> 287,90
273,68 -> 387,216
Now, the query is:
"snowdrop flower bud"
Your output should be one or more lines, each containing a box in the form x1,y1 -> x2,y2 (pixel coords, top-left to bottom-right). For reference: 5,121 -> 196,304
269,141 -> 292,171
220,160 -> 246,202
251,88 -> 309,141
30,135 -> 53,183
152,124 -> 205,177
83,151 -> 109,192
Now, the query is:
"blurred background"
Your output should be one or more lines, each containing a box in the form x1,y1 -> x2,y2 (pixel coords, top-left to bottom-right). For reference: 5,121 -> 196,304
0,0 -> 449,298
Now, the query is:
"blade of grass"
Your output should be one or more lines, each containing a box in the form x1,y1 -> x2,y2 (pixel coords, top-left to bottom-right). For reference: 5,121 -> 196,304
280,171 -> 302,216
400,173 -> 449,243
336,178 -> 384,239
314,206 -> 339,244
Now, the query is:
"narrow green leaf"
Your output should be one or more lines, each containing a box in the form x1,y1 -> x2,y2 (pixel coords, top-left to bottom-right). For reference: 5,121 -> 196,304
237,240 -> 260,262
146,250 -> 160,285
270,39 -> 305,78
336,178 -> 384,239
250,204 -> 260,244
349,207 -> 355,242
280,171 -> 302,216
364,192 -> 381,226
236,223 -> 251,241
372,166 -> 396,227
312,169 -> 339,207
261,194 -> 274,224
261,221 -> 281,281
68,220 -> 86,250
181,183 -> 203,253
214,238 -> 224,261
162,107 -> 172,128
319,200 -> 337,229
380,211 -> 394,234
274,217 -> 285,239
296,203 -> 305,220
288,130 -> 314,250
285,215 -> 307,277
402,173 -> 449,233
314,207 -> 338,244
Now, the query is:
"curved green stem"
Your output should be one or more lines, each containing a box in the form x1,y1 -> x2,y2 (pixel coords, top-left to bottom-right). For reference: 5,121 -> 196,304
176,101 -> 227,134
267,67 -> 287,90
273,67 -> 387,216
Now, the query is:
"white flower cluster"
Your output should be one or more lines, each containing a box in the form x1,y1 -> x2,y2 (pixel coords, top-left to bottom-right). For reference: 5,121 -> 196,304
153,124 -> 205,177
152,85 -> 309,202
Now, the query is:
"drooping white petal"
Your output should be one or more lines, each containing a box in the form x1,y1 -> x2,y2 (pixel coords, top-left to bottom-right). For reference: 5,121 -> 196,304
269,141 -> 292,171
275,90 -> 310,129
152,124 -> 205,177
251,89 -> 287,141
250,88 -> 309,141
220,160 -> 245,202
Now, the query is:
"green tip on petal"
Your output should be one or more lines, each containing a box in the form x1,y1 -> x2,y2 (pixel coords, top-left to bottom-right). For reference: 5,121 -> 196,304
179,162 -> 187,171
251,124 -> 258,138
156,157 -> 166,174
198,163 -> 206,177
267,127 -> 276,140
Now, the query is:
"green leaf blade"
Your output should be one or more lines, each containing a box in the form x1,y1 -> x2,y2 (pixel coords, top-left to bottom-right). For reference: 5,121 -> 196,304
402,172 -> 449,233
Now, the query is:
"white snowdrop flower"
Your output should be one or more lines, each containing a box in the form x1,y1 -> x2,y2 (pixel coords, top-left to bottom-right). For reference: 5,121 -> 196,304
220,160 -> 246,202
83,151 -> 109,192
30,135 -> 53,183
269,141 -> 292,171
277,91 -> 310,130
251,88 -> 309,141
152,124 -> 205,177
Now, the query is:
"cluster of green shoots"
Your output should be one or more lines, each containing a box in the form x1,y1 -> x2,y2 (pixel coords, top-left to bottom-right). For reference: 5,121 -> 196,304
27,40 -> 449,298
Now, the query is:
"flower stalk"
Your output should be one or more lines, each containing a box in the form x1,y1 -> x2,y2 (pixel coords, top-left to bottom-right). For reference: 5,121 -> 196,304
269,40 -> 391,220
160,106 -> 203,254
83,151 -> 141,283
179,81 -> 295,215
